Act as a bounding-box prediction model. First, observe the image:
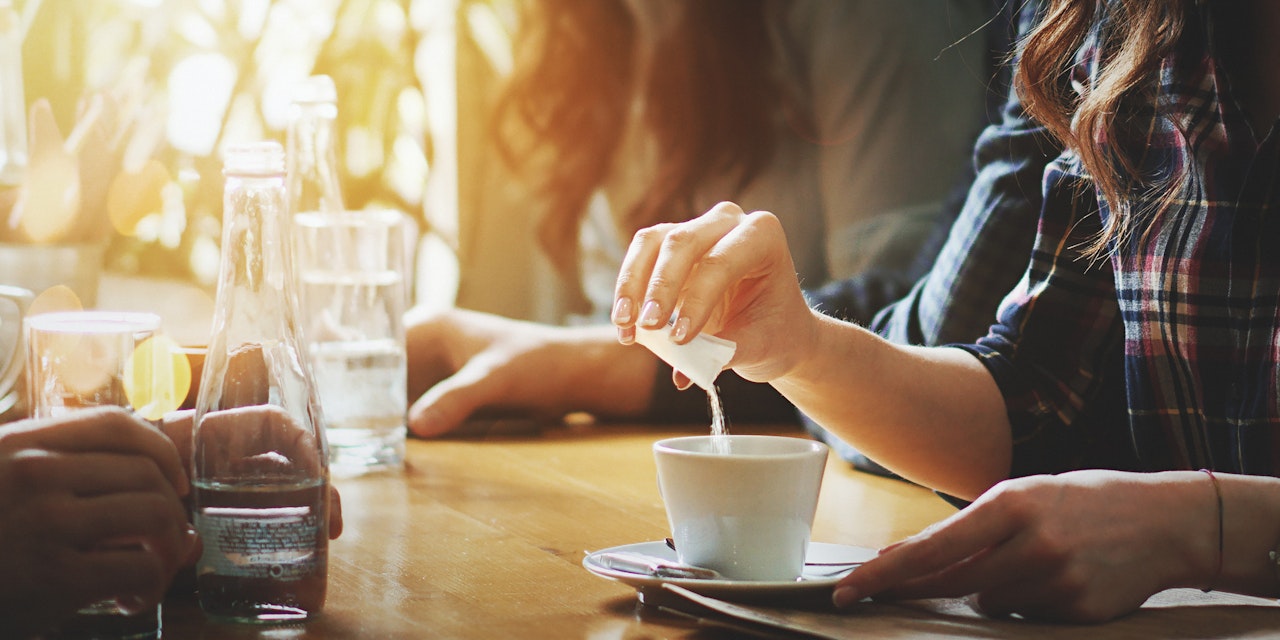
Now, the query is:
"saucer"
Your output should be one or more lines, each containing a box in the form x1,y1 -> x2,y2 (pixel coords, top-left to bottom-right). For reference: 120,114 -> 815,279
583,540 -> 874,604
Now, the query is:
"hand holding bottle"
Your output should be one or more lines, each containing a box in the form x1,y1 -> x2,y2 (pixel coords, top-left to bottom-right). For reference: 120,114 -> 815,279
161,409 -> 343,539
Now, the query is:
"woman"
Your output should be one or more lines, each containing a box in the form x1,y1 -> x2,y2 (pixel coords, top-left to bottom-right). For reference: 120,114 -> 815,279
613,0 -> 1280,622
407,0 -> 993,437
459,0 -> 989,322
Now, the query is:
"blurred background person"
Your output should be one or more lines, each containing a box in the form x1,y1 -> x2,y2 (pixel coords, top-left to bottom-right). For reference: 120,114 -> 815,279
456,0 -> 990,323
408,0 -> 996,437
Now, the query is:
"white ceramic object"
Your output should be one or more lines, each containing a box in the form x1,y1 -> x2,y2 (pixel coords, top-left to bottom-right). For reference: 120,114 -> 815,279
653,435 -> 828,581
583,540 -> 871,602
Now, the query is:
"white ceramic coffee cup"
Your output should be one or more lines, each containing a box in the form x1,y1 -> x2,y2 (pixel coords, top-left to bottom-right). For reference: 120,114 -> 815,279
653,435 -> 828,581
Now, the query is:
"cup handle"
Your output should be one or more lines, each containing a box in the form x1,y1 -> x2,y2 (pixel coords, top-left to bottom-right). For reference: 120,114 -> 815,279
0,285 -> 33,404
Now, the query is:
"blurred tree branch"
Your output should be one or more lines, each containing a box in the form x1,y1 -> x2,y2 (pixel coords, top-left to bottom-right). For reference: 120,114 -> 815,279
17,0 -> 434,283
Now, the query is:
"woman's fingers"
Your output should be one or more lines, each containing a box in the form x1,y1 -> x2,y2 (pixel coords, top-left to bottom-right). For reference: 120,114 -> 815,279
834,473 -> 1164,623
5,488 -> 194,599
834,496 -> 1019,607
613,203 -> 801,349
638,203 -> 747,330
160,409 -> 195,474
328,486 -> 343,539
8,450 -> 179,501
614,203 -> 745,335
65,491 -> 189,547
1,449 -> 188,552
871,529 -> 1043,601
21,488 -> 194,581
613,203 -> 812,384
192,405 -> 323,476
614,221 -> 679,333
407,356 -> 501,437
664,211 -> 787,343
6,407 -> 188,496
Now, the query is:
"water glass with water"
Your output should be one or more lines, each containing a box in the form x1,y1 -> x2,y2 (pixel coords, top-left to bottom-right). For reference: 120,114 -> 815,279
294,208 -> 408,475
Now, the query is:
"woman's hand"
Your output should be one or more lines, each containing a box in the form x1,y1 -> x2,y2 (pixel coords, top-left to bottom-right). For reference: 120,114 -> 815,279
614,202 -> 1012,499
405,307 -> 657,437
611,202 -> 819,384
0,408 -> 197,636
834,470 -> 1217,622
161,410 -> 344,539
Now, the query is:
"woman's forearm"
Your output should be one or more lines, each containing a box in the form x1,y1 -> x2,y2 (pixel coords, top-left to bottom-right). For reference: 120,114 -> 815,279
772,310 -> 1012,500
1216,473 -> 1280,597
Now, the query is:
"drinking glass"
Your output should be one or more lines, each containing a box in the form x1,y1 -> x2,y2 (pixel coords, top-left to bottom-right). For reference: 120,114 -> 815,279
294,208 -> 408,475
25,310 -> 164,640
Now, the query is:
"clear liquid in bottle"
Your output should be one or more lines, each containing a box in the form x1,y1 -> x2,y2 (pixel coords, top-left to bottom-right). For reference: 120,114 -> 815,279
192,141 -> 330,624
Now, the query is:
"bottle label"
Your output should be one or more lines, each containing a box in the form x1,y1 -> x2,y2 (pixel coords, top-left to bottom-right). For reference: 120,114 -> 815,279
196,506 -> 321,581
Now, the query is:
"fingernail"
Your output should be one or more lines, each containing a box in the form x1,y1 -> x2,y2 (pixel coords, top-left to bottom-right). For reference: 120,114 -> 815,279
833,586 -> 861,608
617,325 -> 635,345
419,405 -> 452,435
183,526 -> 202,563
878,540 -> 905,555
612,297 -> 633,324
639,300 -> 663,328
672,316 -> 690,343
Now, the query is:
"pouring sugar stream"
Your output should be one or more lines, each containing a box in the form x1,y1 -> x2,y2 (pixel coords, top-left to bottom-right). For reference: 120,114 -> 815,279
634,327 -> 735,442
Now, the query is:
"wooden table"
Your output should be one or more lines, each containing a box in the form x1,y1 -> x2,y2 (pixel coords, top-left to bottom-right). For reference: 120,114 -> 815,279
156,422 -> 1280,640
92,275 -> 951,637
157,422 -> 953,638
99,276 -> 1279,638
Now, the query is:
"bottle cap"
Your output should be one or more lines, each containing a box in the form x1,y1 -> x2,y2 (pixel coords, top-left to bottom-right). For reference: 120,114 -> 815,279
223,141 -> 285,176
635,328 -> 736,391
291,75 -> 337,105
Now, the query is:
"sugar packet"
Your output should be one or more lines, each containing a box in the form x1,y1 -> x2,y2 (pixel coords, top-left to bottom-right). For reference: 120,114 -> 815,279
634,327 -> 736,391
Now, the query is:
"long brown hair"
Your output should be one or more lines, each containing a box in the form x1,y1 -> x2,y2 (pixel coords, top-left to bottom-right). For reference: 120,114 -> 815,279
491,0 -> 798,292
1016,0 -> 1188,257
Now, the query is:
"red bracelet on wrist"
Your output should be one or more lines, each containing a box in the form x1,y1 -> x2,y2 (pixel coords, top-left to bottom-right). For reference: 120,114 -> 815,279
1199,468 -> 1224,592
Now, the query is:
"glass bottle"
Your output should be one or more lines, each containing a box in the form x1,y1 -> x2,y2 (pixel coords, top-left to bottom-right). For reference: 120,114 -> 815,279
191,141 -> 330,624
286,74 -> 344,215
0,0 -> 26,186
284,74 -> 419,302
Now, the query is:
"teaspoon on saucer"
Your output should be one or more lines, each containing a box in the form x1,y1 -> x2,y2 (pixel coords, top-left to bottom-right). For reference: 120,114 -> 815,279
664,537 -> 867,568
595,551 -> 724,580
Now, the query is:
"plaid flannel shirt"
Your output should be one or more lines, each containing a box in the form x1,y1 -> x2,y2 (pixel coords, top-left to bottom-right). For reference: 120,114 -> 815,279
951,1 -> 1280,478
